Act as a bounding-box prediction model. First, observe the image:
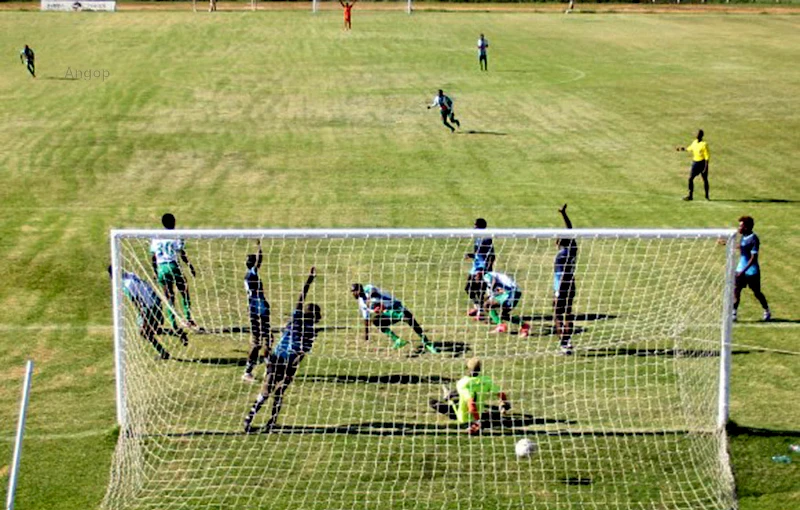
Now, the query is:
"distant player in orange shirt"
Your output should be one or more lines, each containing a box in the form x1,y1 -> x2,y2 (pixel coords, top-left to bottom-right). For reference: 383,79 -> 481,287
339,0 -> 357,30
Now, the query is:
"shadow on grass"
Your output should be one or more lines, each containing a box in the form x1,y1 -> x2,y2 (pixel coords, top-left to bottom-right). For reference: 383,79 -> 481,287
580,347 -> 752,358
41,76 -> 77,81
408,340 -> 470,359
728,421 -> 800,438
713,198 -> 800,204
737,318 -> 800,324
301,374 -> 454,385
193,324 -> 350,335
461,130 -> 508,136
519,313 -> 617,322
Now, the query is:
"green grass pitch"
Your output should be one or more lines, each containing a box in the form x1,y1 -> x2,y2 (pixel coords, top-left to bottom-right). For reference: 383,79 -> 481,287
1,8 -> 799,510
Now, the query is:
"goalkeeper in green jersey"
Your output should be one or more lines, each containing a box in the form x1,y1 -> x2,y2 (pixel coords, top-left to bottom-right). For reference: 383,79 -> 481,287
150,213 -> 197,330
350,283 -> 438,354
429,357 -> 511,435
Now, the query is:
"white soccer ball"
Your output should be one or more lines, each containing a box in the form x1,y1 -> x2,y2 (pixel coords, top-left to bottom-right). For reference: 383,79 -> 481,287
515,438 -> 537,458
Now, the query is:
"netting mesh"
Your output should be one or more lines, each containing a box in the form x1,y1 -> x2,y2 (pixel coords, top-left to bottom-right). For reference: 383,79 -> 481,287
104,230 -> 736,510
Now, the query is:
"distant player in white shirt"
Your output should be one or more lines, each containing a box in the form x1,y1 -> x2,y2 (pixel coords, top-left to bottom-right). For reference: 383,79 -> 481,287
477,34 -> 489,71
428,89 -> 461,133
150,213 -> 197,330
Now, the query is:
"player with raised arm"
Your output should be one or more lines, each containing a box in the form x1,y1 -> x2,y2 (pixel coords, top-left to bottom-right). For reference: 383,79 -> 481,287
477,34 -> 489,71
339,0 -> 357,31
464,218 -> 495,319
677,129 -> 710,201
733,216 -> 771,322
150,213 -> 197,331
244,267 -> 319,433
553,204 -> 578,354
482,271 -> 530,337
429,357 -> 511,436
108,266 -> 186,360
242,240 -> 273,383
20,44 -> 35,78
351,283 -> 438,354
427,89 -> 461,133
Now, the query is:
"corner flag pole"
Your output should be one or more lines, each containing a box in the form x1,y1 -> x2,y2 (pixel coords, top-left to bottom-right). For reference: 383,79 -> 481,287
6,360 -> 34,510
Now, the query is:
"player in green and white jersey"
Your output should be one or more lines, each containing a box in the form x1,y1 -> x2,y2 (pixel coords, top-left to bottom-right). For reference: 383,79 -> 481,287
481,271 -> 530,337
429,357 -> 511,435
351,283 -> 438,354
150,213 -> 196,330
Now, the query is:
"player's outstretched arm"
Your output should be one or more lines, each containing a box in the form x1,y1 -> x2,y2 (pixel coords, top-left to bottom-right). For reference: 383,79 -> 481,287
559,203 -> 573,229
180,248 -> 196,277
339,0 -> 345,6
363,319 -> 370,342
294,267 -> 317,312
151,253 -> 159,280
255,240 -> 263,270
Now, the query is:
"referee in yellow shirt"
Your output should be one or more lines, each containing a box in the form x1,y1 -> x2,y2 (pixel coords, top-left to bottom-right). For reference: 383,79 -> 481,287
677,129 -> 710,201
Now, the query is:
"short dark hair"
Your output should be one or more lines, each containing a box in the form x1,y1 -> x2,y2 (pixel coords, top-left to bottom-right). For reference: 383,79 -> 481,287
474,218 -> 487,229
351,283 -> 363,293
107,265 -> 113,277
697,129 -> 704,141
161,213 -> 176,229
245,254 -> 257,269
738,216 -> 754,230
438,89 -> 443,95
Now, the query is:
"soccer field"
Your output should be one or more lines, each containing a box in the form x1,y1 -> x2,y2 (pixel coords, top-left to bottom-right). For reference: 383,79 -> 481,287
0,7 -> 798,510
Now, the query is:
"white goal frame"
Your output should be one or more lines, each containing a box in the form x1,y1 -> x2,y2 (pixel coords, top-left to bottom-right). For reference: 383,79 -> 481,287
110,227 -> 737,432
312,0 -> 413,15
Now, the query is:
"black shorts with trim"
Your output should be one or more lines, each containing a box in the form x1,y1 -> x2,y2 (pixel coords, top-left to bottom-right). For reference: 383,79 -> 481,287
735,272 -> 761,293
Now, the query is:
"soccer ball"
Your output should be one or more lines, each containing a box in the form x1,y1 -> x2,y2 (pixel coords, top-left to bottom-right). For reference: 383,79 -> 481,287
515,438 -> 537,458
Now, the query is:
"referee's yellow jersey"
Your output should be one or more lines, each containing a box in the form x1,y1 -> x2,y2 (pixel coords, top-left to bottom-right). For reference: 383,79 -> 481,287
686,139 -> 710,162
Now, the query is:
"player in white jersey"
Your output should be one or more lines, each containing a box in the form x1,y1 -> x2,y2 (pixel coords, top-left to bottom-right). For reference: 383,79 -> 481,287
109,267 -> 183,359
481,271 -> 530,337
351,283 -> 438,354
428,89 -> 461,133
477,34 -> 489,71
150,213 -> 197,331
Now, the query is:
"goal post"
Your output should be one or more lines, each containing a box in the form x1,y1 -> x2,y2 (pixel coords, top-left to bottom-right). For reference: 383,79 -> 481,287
106,228 -> 737,510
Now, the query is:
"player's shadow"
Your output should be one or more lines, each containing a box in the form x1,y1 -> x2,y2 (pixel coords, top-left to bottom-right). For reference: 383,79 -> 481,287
580,347 -> 751,358
250,412 -> 574,436
193,325 -> 350,335
727,420 -> 800,438
738,318 -> 800,324
519,313 -> 617,322
462,130 -> 507,136
713,198 -> 800,204
301,374 -> 454,385
408,341 -> 470,359
41,76 -> 78,81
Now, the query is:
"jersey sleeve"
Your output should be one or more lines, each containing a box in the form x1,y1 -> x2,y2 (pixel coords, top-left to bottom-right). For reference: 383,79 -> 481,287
357,297 -> 370,319
750,236 -> 759,255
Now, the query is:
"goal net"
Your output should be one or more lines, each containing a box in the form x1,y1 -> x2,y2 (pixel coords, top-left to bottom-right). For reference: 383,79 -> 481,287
104,228 -> 737,510
311,0 -> 413,15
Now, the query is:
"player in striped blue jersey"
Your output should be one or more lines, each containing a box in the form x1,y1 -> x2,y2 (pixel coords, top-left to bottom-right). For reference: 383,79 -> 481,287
482,271 -> 530,337
464,218 -> 495,319
244,267 -> 319,433
553,204 -> 578,354
242,240 -> 272,383
351,283 -> 438,354
733,216 -> 770,322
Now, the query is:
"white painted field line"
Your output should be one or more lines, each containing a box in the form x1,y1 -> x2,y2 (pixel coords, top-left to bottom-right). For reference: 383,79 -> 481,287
0,324 -> 112,333
0,429 -> 109,443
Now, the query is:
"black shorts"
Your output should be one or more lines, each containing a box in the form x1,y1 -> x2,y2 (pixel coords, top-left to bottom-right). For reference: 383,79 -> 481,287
735,272 -> 761,293
266,353 -> 301,386
249,313 -> 271,344
464,273 -> 486,300
554,280 -> 576,318
690,160 -> 708,178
